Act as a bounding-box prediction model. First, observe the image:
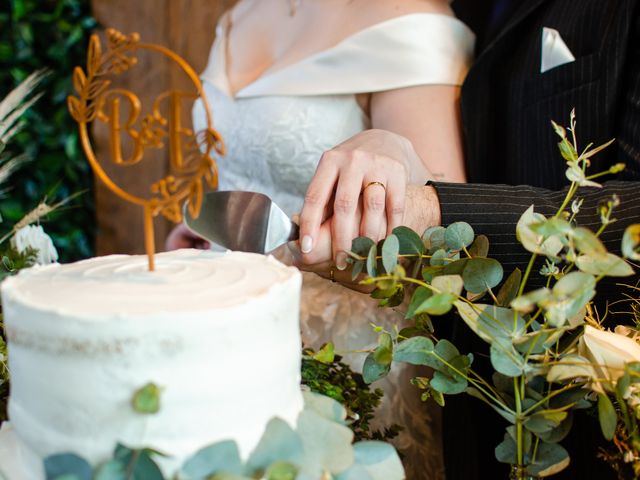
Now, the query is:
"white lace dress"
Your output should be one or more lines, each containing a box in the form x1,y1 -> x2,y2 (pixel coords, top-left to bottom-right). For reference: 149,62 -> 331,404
193,13 -> 474,480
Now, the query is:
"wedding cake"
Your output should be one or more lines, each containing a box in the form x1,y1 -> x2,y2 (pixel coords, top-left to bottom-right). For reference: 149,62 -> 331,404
0,249 -> 303,473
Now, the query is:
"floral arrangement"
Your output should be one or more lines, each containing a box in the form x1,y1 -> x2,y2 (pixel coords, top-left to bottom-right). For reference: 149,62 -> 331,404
43,383 -> 405,480
345,111 -> 640,478
0,71 -> 63,422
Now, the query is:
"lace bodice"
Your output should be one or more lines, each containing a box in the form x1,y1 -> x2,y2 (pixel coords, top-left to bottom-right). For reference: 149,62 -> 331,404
194,91 -> 367,216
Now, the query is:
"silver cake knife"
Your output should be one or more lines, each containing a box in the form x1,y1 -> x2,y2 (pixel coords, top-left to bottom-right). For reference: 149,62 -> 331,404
183,191 -> 300,254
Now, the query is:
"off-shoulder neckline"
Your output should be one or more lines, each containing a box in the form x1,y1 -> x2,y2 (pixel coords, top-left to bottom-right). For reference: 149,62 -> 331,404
206,12 -> 474,99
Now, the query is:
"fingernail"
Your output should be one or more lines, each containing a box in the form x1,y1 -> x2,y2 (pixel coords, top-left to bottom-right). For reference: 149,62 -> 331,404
301,235 -> 313,253
336,253 -> 347,271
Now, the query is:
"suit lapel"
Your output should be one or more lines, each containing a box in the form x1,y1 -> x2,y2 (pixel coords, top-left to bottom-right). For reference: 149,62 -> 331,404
478,0 -> 553,60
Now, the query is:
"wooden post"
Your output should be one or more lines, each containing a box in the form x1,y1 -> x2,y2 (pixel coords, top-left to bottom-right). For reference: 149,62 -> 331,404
90,0 -> 236,255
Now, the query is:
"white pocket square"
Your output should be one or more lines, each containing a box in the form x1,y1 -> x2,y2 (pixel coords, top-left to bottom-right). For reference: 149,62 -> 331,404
540,27 -> 576,73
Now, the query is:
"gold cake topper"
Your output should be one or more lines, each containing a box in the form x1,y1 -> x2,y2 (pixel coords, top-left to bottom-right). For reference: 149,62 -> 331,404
68,28 -> 224,271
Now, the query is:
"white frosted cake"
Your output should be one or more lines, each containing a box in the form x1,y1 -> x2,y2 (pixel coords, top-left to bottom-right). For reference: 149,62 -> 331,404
0,249 -> 303,473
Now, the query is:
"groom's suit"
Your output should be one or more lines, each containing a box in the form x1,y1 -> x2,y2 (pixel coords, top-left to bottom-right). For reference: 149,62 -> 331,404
438,1 -> 640,478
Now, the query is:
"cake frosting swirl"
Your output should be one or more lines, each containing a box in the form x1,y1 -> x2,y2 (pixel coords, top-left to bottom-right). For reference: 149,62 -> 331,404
0,249 -> 303,474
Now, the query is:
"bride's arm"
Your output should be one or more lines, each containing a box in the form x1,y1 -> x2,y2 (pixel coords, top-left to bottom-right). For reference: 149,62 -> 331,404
297,84 -> 466,270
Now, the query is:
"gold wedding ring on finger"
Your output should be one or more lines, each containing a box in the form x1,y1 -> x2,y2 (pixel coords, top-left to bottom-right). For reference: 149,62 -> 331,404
363,181 -> 386,193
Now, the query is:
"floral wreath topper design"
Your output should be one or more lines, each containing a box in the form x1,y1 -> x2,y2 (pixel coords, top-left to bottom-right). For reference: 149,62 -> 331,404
68,28 -> 224,271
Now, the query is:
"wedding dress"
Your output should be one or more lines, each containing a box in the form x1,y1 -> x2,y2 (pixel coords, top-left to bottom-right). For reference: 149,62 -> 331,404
193,13 -> 474,480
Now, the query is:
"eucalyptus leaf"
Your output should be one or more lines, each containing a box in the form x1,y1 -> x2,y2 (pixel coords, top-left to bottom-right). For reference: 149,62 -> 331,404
112,446 -> 163,480
246,418 -> 303,473
506,427 -> 533,458
312,343 -> 335,364
392,226 -> 424,256
94,460 -> 126,480
44,454 -> 92,480
549,388 -> 590,410
454,302 -> 526,344
526,441 -> 570,477
444,222 -> 474,250
350,260 -> 364,281
462,258 -> 504,294
421,265 -> 442,282
350,237 -> 375,257
296,409 -> 354,473
524,410 -> 568,434
536,412 -> 574,443
516,206 -> 547,254
530,218 -> 572,236
429,248 -> 447,267
442,258 -> 469,276
422,226 -> 446,252
335,441 -> 404,480
434,339 -> 462,367
366,244 -> 377,277
393,336 -> 435,366
510,288 -> 552,313
497,268 -> 521,307
468,234 -> 489,258
414,292 -> 456,316
547,354 -> 596,384
377,284 -> 405,308
546,272 -> 596,327
558,136 -> 577,161
406,286 -> 432,319
363,352 -> 391,384
302,390 -> 348,424
431,274 -> 463,296
131,383 -> 161,414
597,393 -> 616,441
490,340 -> 526,377
333,465 -> 374,480
622,224 -> 640,260
381,234 -> 399,274
494,435 -> 517,465
513,329 -> 555,355
265,461 -> 298,480
374,333 -> 393,366
181,441 -> 243,479
572,227 -> 607,257
430,370 -> 467,395
576,253 -> 634,277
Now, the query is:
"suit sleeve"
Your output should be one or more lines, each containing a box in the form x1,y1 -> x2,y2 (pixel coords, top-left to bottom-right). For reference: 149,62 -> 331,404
433,182 -> 640,279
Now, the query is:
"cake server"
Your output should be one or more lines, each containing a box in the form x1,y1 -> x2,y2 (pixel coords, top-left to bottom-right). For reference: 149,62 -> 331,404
183,191 -> 300,254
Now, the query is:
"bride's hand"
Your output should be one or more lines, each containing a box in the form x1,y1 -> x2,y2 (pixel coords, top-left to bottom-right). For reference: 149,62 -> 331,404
298,129 -> 430,270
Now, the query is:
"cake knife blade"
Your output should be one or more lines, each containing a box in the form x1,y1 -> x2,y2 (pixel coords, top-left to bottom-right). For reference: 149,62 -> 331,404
183,191 -> 300,254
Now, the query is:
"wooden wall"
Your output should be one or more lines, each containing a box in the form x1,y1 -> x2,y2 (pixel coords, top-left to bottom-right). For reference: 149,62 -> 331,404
90,0 -> 236,255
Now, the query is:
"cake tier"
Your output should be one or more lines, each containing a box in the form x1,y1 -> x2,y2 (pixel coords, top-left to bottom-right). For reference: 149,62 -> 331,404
0,249 -> 303,471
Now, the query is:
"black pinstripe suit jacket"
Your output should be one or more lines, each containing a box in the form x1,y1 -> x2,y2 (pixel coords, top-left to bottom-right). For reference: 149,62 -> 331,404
436,1 -> 640,479
436,0 -> 640,277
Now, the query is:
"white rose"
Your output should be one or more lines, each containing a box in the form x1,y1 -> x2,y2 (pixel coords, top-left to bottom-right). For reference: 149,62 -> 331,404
579,325 -> 640,391
10,225 -> 58,265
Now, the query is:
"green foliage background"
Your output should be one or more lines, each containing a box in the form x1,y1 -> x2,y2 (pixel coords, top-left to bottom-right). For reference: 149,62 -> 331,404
0,0 -> 96,261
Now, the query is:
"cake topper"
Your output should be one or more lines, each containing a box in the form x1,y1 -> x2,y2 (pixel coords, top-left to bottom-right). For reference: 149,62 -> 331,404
68,28 -> 223,271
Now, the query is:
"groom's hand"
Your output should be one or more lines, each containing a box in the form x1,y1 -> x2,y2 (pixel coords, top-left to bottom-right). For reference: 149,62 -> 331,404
292,185 -> 442,291
298,129 -> 431,271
